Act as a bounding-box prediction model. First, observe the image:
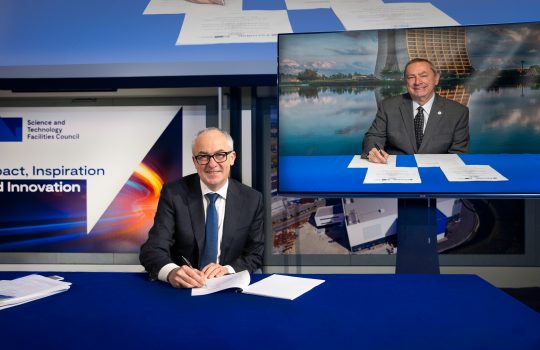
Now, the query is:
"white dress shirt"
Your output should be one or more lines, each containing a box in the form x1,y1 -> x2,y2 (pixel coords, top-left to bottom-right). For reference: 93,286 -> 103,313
412,93 -> 436,132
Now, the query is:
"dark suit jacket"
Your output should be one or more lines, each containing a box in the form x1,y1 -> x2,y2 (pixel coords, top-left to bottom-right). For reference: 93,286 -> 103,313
139,173 -> 264,280
363,93 -> 469,155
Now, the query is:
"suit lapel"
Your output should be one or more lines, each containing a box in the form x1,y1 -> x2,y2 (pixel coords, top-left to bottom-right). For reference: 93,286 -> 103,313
221,180 -> 242,263
420,94 -> 444,153
399,95 -> 418,153
186,176 -> 206,260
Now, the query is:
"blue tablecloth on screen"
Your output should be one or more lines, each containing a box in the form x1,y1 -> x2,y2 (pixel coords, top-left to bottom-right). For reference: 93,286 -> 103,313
279,154 -> 540,197
1,272 -> 540,350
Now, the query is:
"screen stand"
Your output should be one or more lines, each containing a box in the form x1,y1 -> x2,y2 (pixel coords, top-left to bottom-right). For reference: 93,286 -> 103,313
396,198 -> 440,274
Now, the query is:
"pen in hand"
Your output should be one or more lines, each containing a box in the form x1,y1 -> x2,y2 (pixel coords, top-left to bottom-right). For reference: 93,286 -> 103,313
181,255 -> 194,269
181,256 -> 206,287
374,143 -> 385,157
373,143 -> 388,164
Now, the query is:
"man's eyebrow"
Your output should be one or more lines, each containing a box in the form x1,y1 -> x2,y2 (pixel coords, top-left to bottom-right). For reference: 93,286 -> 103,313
196,149 -> 227,155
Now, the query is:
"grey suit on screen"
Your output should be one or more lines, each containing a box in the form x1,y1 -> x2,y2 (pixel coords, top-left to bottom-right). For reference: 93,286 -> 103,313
139,173 -> 264,280
362,93 -> 469,155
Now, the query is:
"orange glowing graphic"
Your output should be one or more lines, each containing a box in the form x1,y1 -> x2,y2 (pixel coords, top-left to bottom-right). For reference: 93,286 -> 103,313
88,162 -> 168,251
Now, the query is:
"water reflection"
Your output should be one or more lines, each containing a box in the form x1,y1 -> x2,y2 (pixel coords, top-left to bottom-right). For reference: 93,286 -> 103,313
279,83 -> 540,156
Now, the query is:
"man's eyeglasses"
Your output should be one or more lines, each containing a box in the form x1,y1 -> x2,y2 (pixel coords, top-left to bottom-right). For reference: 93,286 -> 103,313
194,151 -> 234,165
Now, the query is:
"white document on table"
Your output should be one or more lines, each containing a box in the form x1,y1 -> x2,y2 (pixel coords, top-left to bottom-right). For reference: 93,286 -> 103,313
363,167 -> 421,184
414,154 -> 465,167
242,274 -> 325,300
0,274 -> 71,310
285,0 -> 331,10
177,6 -> 292,45
331,1 -> 458,30
192,270 -> 324,300
347,155 -> 396,168
192,270 -> 251,296
440,165 -> 508,182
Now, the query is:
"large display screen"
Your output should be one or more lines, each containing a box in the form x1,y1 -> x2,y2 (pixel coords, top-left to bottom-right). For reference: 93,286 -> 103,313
277,21 -> 540,197
0,105 -> 189,253
3,0 -> 540,91
5,0 -> 539,89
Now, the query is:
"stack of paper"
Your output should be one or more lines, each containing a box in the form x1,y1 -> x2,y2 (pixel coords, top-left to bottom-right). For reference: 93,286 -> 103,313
0,274 -> 71,310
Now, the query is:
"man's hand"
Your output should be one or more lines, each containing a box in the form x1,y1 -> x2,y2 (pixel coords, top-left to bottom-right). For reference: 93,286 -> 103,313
367,147 -> 389,164
201,263 -> 229,279
167,265 -> 206,288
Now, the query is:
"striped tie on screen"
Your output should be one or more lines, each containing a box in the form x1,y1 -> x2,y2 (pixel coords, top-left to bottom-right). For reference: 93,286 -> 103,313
414,106 -> 424,149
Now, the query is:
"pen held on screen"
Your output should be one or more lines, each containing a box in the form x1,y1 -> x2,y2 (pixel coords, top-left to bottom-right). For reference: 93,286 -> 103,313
374,143 -> 385,157
374,143 -> 387,164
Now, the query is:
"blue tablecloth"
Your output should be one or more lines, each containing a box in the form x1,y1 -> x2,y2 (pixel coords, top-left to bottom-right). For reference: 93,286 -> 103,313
1,272 -> 539,349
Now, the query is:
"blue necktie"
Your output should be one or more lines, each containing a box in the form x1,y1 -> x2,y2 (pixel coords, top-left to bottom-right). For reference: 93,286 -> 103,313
200,193 -> 219,269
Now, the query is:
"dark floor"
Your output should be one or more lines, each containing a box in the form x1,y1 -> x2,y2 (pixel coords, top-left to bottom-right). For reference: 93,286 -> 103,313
501,287 -> 540,313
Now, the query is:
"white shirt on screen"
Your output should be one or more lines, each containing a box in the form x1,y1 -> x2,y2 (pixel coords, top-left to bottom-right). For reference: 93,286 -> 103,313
412,93 -> 435,132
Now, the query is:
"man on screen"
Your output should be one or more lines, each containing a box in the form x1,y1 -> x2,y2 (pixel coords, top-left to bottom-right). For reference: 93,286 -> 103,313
362,58 -> 469,163
140,127 -> 264,288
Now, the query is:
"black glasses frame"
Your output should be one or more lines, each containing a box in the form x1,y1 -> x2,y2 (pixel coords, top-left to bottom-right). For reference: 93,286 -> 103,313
194,151 -> 234,165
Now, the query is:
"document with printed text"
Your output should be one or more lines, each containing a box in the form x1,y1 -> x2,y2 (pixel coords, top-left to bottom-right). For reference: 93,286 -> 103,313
440,165 -> 508,182
363,167 -> 421,184
414,154 -> 465,167
331,1 -> 458,30
177,0 -> 292,45
347,155 -> 397,168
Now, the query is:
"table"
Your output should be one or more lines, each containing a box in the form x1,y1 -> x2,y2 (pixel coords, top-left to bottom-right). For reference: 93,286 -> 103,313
1,272 -> 539,350
279,154 -> 540,197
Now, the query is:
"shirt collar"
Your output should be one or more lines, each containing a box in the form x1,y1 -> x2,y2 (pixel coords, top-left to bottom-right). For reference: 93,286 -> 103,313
200,179 -> 228,200
413,93 -> 436,116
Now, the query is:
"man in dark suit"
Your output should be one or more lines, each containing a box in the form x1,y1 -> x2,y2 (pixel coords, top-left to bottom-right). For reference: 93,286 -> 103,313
363,58 -> 469,163
140,127 -> 263,288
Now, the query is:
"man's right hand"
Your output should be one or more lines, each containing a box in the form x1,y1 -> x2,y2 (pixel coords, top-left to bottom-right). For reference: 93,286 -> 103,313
167,265 -> 207,288
367,147 -> 389,164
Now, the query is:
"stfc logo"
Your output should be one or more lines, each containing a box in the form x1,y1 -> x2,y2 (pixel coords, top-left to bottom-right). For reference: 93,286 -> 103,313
0,116 -> 23,142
